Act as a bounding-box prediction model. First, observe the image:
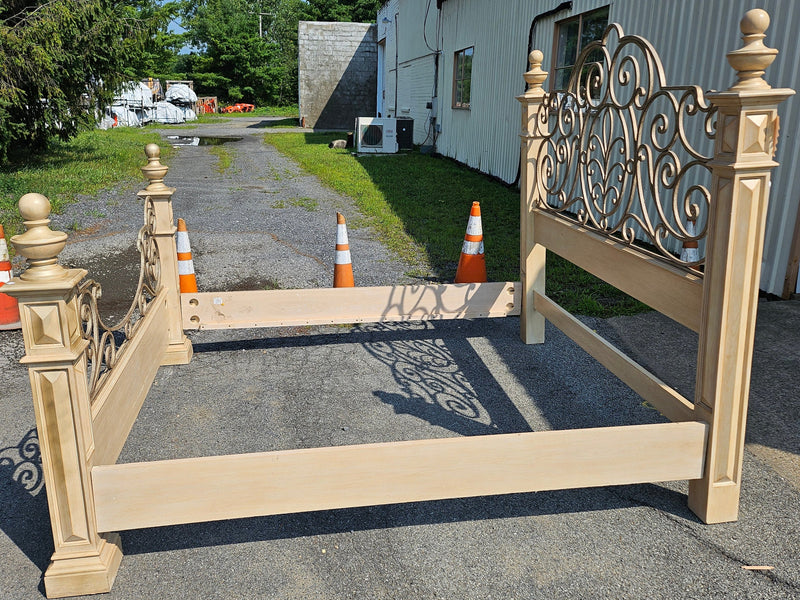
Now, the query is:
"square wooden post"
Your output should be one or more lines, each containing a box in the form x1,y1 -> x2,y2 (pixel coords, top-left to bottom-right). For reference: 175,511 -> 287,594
5,194 -> 122,598
138,144 -> 192,365
688,9 -> 794,523
517,50 -> 549,344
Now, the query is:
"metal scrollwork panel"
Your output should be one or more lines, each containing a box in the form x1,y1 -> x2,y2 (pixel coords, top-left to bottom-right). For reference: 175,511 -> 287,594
78,197 -> 161,397
533,24 -> 717,269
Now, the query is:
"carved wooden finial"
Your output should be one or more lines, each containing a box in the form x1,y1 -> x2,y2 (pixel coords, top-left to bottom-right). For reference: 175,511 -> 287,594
726,8 -> 778,90
523,50 -> 548,97
11,193 -> 69,281
141,143 -> 170,192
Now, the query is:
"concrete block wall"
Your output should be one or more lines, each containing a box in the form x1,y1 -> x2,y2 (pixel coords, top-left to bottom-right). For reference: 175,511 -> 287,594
298,21 -> 378,130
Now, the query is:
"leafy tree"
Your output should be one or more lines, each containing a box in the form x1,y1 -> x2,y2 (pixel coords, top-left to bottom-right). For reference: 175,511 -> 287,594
301,0 -> 381,22
0,0 -> 173,159
179,0 -> 381,105
181,0 -> 303,105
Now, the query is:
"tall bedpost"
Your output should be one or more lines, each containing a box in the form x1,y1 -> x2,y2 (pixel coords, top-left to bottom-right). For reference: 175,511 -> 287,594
5,194 -> 122,598
138,144 -> 193,365
688,9 -> 794,523
517,50 -> 548,344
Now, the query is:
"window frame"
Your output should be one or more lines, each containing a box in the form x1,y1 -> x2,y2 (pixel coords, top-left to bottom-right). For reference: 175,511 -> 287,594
452,46 -> 474,110
550,6 -> 610,92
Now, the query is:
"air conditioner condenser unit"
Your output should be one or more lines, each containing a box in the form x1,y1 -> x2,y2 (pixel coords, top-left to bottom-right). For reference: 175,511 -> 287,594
355,117 -> 398,153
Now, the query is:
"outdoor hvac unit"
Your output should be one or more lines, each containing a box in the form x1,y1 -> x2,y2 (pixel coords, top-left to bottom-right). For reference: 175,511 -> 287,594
355,117 -> 398,153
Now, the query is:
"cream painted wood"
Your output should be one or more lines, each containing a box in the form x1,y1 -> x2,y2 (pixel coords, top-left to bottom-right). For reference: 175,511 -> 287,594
534,292 -> 695,423
687,10 -> 794,524
137,144 -> 192,366
517,50 -> 549,345
92,422 -> 707,532
181,282 -> 520,330
6,194 -> 122,598
91,290 -> 169,466
533,210 -> 704,332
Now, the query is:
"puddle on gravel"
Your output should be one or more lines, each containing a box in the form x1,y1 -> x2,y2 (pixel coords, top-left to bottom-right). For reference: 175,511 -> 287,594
166,135 -> 243,147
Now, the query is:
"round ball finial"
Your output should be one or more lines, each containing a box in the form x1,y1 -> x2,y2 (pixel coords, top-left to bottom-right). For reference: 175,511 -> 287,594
144,143 -> 161,160
523,49 -> 549,97
12,193 -> 69,281
141,143 -> 170,192
741,8 -> 769,35
18,193 -> 51,222
727,8 -> 778,89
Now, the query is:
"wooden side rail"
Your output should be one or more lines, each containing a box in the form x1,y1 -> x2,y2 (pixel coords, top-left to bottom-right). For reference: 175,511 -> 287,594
534,292 -> 695,423
533,210 -> 704,332
92,289 -> 169,466
181,282 -> 520,330
92,422 -> 707,532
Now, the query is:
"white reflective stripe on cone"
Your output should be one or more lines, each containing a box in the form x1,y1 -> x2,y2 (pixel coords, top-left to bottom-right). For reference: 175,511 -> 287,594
461,240 -> 483,255
178,260 -> 195,275
336,250 -> 352,264
176,231 -> 191,253
680,247 -> 700,263
337,224 -> 349,244
465,217 -> 482,236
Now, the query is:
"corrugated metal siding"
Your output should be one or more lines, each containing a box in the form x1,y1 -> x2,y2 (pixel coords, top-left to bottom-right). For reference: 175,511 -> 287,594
378,0 -> 399,114
436,0 -> 611,181
389,0 -> 799,295
398,57 -> 436,143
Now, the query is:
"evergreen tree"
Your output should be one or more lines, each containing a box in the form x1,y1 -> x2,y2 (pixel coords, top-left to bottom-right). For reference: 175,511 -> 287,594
0,0 -> 174,158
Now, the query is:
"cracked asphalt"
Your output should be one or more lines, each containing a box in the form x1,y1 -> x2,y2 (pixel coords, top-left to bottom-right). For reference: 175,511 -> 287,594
1,117 -> 798,599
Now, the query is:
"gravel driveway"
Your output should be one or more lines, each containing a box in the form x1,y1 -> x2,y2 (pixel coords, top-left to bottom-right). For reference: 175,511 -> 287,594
47,117 -> 419,317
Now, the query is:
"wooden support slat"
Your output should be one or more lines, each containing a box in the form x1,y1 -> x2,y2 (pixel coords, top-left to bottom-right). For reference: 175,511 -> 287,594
534,292 -> 696,423
533,210 -> 703,332
92,291 -> 169,466
92,422 -> 706,532
181,282 -> 520,330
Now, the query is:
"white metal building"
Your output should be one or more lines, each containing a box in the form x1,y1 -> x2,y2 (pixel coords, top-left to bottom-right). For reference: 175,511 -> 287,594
376,0 -> 800,297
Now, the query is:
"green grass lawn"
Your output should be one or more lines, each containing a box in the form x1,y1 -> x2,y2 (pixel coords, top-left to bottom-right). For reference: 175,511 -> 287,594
1,128 -> 172,238
265,132 -> 649,318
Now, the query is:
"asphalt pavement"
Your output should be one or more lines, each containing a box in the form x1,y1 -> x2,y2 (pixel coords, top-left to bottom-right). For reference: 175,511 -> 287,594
1,117 -> 798,599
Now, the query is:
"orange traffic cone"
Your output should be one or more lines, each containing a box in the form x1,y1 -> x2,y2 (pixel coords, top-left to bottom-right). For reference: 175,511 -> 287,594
176,218 -> 198,293
0,224 -> 21,330
680,217 -> 700,263
454,201 -> 487,283
334,212 -> 354,287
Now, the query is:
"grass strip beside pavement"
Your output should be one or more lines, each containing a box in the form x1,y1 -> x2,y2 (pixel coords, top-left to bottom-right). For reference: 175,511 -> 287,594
1,128 -> 172,238
265,132 -> 649,317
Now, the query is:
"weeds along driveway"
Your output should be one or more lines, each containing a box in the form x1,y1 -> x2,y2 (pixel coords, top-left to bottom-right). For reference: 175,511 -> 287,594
48,117 -> 418,318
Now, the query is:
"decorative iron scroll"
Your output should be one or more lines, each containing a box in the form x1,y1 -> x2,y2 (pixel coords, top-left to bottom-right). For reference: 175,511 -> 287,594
78,197 -> 161,397
532,24 -> 717,268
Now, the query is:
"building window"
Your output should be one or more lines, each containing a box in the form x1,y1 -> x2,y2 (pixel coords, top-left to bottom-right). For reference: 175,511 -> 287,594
552,6 -> 609,91
453,46 -> 473,109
